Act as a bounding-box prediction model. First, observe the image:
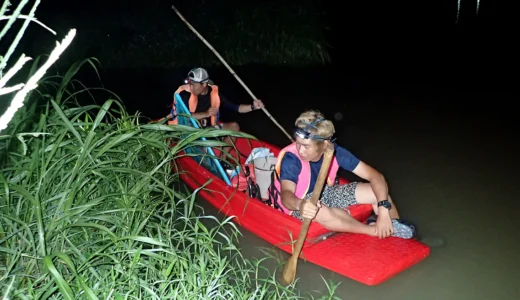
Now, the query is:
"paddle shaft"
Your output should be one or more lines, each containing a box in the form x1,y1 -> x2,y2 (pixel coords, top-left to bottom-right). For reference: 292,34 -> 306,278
281,143 -> 335,284
171,5 -> 294,143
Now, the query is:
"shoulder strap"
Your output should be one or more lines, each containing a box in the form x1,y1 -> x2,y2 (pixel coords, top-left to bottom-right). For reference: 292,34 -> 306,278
267,168 -> 284,212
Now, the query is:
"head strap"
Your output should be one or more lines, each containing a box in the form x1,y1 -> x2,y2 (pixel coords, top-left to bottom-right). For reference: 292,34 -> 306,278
302,117 -> 324,132
294,117 -> 335,142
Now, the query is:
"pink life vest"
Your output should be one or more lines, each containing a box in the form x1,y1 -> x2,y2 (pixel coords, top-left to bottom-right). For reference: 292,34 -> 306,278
271,142 -> 340,215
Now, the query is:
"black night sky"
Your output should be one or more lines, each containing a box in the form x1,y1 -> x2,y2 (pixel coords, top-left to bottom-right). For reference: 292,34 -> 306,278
4,0 -> 519,145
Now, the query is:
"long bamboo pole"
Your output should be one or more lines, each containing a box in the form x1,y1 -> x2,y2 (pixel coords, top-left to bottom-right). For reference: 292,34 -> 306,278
171,5 -> 294,143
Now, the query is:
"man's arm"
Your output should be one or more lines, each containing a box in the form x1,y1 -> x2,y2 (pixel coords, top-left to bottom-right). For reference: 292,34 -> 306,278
191,111 -> 210,120
280,180 -> 304,210
335,143 -> 388,203
238,103 -> 254,113
278,153 -> 303,210
351,161 -> 388,203
219,93 -> 241,113
219,92 -> 260,113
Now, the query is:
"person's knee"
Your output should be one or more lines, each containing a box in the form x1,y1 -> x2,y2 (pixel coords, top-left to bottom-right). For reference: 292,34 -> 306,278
228,121 -> 240,131
314,206 -> 343,230
353,182 -> 377,204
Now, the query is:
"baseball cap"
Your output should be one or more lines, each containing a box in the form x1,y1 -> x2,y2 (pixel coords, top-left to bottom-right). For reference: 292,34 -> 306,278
187,67 -> 209,83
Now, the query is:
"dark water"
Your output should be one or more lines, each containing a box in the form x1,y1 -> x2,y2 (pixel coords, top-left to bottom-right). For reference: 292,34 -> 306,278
81,64 -> 519,299
6,0 -> 518,297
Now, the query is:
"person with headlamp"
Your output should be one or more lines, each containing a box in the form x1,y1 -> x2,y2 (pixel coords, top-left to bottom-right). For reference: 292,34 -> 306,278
268,110 -> 416,239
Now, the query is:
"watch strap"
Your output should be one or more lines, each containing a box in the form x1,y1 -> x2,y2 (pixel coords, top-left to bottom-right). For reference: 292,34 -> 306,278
377,200 -> 391,209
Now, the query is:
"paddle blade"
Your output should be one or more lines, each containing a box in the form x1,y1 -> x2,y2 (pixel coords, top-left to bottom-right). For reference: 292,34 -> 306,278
280,256 -> 298,285
279,144 -> 335,286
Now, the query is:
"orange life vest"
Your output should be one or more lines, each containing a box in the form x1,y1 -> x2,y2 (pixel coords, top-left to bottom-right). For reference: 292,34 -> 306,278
168,84 -> 221,126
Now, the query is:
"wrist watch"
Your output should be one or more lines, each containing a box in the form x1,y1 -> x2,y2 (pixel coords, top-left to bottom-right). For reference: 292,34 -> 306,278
251,103 -> 255,111
377,200 -> 392,210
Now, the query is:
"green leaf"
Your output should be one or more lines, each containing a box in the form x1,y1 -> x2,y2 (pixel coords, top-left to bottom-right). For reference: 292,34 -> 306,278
42,255 -> 75,300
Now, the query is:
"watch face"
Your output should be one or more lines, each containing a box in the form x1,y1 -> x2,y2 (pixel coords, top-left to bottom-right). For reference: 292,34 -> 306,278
379,200 -> 391,209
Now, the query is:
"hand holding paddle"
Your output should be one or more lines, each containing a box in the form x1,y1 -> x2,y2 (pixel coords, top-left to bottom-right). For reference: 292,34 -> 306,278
171,5 -> 294,142
281,143 -> 335,285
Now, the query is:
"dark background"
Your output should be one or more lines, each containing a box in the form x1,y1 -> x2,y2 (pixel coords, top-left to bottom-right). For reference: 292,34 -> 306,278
4,0 -> 519,133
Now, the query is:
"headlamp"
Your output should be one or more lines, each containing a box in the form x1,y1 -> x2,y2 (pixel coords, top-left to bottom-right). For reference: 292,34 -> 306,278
294,117 -> 335,142
184,78 -> 206,84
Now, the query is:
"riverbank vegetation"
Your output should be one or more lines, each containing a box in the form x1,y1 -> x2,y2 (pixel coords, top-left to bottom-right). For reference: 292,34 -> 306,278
1,1 -> 341,298
0,60 -> 339,299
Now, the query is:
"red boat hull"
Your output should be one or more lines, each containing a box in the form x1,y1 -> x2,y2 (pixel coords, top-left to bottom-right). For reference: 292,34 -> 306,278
175,136 -> 430,286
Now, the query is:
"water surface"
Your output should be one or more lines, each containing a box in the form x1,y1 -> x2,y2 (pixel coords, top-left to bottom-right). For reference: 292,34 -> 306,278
96,65 -> 519,299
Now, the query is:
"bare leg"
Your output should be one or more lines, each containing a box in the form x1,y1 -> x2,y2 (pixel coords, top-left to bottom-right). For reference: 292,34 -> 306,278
353,182 -> 416,238
298,182 -> 415,238
314,205 -> 377,236
219,122 -> 240,161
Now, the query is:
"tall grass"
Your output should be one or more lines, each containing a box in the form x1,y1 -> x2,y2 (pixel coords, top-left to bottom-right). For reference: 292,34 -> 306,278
0,59 -> 340,299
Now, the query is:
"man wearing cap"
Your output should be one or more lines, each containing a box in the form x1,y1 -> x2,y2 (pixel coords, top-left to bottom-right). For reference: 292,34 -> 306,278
166,67 -> 264,158
268,110 -> 417,239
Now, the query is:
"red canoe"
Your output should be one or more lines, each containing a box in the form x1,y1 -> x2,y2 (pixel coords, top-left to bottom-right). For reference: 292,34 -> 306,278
174,134 -> 431,286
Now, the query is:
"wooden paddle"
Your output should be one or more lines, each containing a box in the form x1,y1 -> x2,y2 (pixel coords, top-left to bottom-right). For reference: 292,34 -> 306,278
281,143 -> 335,285
171,5 -> 295,143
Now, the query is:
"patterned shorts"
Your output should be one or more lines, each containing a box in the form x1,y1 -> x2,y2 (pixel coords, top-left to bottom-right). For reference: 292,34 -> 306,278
291,182 -> 360,221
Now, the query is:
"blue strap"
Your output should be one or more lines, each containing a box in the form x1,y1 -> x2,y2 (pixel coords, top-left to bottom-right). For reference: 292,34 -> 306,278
174,93 -> 232,186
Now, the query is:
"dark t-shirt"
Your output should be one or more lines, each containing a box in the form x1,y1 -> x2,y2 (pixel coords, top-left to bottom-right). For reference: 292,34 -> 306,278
278,143 -> 360,195
175,86 -> 239,128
